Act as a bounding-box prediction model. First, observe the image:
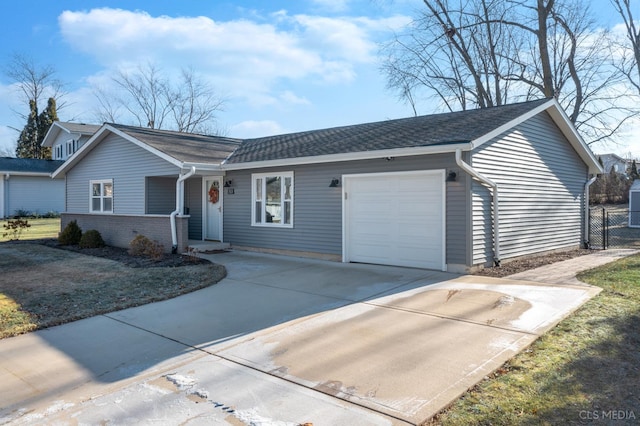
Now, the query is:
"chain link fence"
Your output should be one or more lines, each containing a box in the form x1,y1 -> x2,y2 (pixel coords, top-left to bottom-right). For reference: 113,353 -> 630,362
589,206 -> 640,249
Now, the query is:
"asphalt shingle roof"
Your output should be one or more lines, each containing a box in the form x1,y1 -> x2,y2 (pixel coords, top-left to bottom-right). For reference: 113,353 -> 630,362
109,124 -> 244,164
225,98 -> 552,164
0,157 -> 65,174
58,122 -> 101,135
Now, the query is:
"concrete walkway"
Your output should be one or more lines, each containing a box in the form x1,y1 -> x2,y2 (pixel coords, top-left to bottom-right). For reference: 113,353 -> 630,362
0,249 -> 626,425
507,249 -> 639,285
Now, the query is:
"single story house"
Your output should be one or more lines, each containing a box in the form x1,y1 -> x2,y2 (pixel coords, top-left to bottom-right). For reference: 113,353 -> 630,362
0,157 -> 65,218
42,121 -> 101,161
53,98 -> 602,272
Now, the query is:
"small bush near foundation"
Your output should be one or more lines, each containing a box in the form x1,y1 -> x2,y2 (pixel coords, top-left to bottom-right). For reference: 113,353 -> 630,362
2,219 -> 31,240
79,229 -> 105,248
58,220 -> 82,245
129,234 -> 165,260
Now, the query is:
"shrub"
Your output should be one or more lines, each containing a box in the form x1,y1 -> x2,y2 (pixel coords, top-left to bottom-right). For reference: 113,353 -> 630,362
58,220 -> 82,245
13,209 -> 31,218
2,219 -> 31,240
129,234 -> 165,260
79,229 -> 105,248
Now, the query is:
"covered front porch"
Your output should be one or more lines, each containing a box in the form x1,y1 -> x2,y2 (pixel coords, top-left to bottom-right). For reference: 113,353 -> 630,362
146,173 -> 227,248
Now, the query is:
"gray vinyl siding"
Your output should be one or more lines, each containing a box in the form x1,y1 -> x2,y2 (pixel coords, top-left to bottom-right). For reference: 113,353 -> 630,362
146,177 -> 176,214
5,176 -> 64,216
471,112 -> 588,265
223,153 -> 469,266
185,177 -> 203,239
65,133 -> 180,214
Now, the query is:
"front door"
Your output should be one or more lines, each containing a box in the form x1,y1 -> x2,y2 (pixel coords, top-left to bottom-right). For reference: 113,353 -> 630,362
204,177 -> 223,241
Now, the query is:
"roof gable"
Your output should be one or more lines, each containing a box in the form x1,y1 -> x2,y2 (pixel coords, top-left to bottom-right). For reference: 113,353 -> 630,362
225,98 -> 552,164
42,121 -> 100,148
53,124 -> 243,178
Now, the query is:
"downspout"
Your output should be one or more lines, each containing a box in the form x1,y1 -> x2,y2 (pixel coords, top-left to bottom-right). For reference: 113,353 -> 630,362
455,149 -> 501,266
583,175 -> 597,248
170,166 -> 196,254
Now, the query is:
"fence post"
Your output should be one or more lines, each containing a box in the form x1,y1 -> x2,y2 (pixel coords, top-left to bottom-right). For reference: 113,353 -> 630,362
602,207 -> 606,250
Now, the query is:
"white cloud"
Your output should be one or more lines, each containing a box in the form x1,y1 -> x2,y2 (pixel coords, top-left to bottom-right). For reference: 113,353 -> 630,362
57,8 -> 408,109
280,90 -> 310,105
230,120 -> 288,138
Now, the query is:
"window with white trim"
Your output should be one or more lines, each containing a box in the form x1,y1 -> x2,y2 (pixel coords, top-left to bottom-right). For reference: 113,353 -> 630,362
90,180 -> 113,213
252,172 -> 293,227
55,145 -> 63,159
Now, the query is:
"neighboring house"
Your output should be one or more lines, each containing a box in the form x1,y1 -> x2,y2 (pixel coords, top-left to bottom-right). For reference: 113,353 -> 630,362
0,158 -> 65,218
598,153 -> 629,175
42,121 -> 101,161
53,98 -> 602,272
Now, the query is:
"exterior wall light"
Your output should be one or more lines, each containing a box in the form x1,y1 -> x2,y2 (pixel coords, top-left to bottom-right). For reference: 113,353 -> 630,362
329,178 -> 340,187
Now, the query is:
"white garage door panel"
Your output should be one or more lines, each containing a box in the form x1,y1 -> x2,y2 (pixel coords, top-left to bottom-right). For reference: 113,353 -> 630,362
345,172 -> 445,270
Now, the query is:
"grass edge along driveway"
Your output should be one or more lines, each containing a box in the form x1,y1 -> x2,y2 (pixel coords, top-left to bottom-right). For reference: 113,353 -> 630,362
0,243 -> 225,339
428,253 -> 640,425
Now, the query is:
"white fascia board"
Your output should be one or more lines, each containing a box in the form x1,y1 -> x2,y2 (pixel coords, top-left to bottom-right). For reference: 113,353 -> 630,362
108,126 -> 184,169
470,98 -> 603,175
544,104 -> 603,175
0,172 -> 53,177
221,143 -> 472,171
470,99 -> 556,149
52,124 -> 184,178
52,125 -> 113,178
41,122 -> 68,148
182,162 -> 224,172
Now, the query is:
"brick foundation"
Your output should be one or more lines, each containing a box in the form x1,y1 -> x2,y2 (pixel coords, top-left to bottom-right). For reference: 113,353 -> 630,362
60,213 -> 189,253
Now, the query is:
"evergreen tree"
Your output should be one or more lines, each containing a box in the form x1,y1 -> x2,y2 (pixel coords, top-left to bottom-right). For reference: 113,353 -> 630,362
37,98 -> 57,159
15,100 -> 38,158
14,97 -> 57,159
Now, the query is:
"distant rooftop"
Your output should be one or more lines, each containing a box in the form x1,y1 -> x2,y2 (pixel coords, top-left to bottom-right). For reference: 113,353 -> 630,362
0,157 -> 65,174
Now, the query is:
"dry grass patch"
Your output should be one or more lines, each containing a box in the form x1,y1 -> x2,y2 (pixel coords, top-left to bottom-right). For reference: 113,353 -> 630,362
0,217 -> 60,242
0,243 -> 225,339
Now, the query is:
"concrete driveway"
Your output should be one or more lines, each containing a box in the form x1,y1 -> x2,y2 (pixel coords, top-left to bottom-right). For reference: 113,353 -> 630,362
0,251 -> 601,425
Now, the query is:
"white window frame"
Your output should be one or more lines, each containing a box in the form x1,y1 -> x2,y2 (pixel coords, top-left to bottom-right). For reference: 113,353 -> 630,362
66,140 -> 74,157
90,179 -> 114,214
55,145 -> 63,160
251,172 -> 293,227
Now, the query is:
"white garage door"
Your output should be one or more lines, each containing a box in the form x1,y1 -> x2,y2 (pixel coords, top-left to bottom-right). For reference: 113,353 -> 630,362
344,170 -> 445,270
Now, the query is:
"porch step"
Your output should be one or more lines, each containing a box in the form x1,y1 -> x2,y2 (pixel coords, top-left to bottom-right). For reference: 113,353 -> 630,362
187,241 -> 231,253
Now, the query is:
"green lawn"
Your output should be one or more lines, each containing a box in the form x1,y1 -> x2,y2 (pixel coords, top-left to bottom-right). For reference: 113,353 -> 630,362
430,254 -> 640,425
0,217 -> 60,242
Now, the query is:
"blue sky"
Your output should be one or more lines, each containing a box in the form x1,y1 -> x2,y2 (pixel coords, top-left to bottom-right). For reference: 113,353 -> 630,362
0,0 -> 637,158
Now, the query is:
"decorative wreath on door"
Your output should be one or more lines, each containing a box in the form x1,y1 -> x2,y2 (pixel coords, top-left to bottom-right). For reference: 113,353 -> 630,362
208,184 -> 219,204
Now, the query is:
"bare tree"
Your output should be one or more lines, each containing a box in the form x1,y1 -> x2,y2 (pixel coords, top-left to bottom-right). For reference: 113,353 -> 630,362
382,0 -> 636,144
93,63 -> 225,134
4,53 -> 66,123
611,0 -> 640,94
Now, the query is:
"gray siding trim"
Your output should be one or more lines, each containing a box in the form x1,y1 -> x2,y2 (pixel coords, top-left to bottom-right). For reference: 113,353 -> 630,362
146,177 -> 176,214
471,112 -> 588,265
223,153 -> 469,267
65,133 -> 180,215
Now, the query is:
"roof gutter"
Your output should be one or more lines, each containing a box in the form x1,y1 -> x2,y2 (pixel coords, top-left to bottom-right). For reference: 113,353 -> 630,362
583,175 -> 598,248
170,166 -> 196,253
455,149 -> 501,266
